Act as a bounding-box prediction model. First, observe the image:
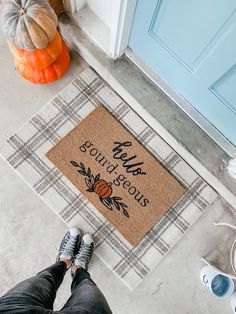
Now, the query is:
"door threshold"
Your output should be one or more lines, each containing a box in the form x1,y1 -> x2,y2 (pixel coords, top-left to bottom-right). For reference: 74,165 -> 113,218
126,48 -> 236,158
59,14 -> 236,208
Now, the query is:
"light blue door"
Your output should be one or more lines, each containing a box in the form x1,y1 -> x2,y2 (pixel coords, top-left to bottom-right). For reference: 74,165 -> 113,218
129,0 -> 236,146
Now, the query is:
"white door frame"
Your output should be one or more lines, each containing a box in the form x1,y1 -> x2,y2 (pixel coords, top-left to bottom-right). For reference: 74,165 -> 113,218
63,0 -> 137,58
109,0 -> 137,58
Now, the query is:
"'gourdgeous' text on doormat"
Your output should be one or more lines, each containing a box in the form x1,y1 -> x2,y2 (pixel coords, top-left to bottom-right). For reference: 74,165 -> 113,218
46,106 -> 186,245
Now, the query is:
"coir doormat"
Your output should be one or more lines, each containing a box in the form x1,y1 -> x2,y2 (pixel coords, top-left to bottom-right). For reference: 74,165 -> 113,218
46,106 -> 186,245
0,68 -> 217,290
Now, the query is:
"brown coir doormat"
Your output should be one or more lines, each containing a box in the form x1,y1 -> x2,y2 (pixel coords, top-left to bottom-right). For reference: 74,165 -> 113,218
47,105 -> 186,245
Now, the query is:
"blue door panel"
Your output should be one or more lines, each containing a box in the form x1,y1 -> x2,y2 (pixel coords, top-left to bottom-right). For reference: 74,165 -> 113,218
210,64 -> 236,114
129,0 -> 236,146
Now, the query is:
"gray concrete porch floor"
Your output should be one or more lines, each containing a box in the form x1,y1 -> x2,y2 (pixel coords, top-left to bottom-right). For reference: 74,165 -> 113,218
0,27 -> 236,314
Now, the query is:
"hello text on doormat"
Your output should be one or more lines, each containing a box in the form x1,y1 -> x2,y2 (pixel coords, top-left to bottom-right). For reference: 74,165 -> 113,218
46,105 -> 186,245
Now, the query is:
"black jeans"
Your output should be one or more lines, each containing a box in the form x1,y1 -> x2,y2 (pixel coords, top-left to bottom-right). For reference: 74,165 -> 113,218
0,261 -> 112,314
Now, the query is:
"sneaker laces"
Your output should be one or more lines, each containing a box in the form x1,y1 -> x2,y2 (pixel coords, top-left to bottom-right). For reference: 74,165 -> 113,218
60,233 -> 77,257
76,241 -> 94,266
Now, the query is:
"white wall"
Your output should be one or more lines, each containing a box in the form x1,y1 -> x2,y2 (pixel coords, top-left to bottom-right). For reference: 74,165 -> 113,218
86,0 -> 114,29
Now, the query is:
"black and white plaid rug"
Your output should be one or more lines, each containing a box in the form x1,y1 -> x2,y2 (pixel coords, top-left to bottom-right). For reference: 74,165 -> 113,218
0,68 -> 217,290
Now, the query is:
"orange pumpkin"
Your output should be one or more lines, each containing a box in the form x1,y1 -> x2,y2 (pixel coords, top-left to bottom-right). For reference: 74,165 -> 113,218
94,180 -> 113,199
15,40 -> 70,84
8,32 -> 62,70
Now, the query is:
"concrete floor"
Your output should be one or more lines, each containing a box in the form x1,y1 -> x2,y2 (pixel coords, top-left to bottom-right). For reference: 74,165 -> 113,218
0,30 -> 236,314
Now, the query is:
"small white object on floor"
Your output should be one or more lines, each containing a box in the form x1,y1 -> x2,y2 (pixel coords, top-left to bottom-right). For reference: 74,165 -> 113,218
228,157 -> 236,179
200,265 -> 235,299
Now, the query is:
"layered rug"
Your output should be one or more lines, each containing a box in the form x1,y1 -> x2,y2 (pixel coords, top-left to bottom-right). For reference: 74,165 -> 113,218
0,68 -> 217,290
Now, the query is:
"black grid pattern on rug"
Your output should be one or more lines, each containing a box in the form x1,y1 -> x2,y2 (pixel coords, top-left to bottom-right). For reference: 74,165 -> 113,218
0,68 -> 217,290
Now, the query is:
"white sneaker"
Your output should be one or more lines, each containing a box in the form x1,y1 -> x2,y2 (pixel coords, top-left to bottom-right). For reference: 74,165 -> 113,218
74,234 -> 94,270
57,227 -> 81,263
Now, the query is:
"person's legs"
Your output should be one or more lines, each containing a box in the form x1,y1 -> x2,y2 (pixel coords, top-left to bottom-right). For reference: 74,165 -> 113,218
0,261 -> 66,313
61,268 -> 112,314
60,234 -> 112,314
0,227 -> 81,314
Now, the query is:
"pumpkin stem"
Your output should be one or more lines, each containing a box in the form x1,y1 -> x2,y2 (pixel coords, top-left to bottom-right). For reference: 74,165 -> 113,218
19,8 -> 27,16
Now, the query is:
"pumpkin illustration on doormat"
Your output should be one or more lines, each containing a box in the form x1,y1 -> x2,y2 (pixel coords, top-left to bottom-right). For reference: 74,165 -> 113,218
70,161 -> 129,218
94,180 -> 113,199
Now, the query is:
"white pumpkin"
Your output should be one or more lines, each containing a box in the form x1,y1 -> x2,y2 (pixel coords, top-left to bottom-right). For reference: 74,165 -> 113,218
0,0 -> 58,50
